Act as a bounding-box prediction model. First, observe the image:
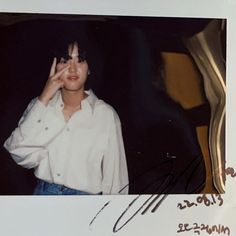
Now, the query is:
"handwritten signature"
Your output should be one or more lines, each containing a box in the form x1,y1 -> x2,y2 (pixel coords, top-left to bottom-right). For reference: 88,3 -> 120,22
89,157 -> 205,233
89,194 -> 168,232
177,223 -> 230,235
89,166 -> 234,233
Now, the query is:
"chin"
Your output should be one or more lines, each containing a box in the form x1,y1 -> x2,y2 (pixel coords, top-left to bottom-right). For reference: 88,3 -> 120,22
62,85 -> 84,92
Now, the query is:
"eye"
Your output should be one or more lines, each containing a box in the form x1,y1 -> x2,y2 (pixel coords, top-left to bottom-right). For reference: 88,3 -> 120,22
78,56 -> 85,63
78,51 -> 86,62
59,57 -> 68,64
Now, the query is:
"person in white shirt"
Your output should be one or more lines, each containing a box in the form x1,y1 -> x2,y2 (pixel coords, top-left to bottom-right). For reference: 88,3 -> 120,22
4,40 -> 129,195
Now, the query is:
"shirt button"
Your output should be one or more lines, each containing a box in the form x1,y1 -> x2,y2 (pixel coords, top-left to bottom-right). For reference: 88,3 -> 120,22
37,119 -> 41,123
57,173 -> 61,177
45,127 -> 49,130
60,104 -> 64,108
66,127 -> 70,132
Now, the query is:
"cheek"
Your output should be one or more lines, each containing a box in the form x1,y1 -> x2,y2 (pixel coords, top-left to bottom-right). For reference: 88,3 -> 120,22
81,64 -> 89,75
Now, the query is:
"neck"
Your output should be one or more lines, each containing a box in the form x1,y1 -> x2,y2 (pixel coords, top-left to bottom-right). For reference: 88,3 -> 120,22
61,88 -> 86,108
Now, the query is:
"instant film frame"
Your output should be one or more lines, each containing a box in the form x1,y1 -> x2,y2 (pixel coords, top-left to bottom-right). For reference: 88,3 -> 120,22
0,14 -> 223,195
0,1 -> 235,235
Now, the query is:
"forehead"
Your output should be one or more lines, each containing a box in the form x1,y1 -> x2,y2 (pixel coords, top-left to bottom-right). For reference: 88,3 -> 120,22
68,42 -> 79,56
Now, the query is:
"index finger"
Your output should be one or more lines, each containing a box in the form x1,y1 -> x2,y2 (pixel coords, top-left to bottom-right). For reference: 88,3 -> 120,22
49,57 -> 57,77
52,64 -> 70,80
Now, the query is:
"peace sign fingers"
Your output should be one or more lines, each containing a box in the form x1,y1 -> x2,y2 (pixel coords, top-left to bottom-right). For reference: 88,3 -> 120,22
49,57 -> 70,80
39,57 -> 70,106
52,64 -> 70,80
49,57 -> 57,77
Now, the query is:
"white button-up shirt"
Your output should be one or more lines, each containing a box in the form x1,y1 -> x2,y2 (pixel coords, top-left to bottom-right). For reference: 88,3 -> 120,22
4,90 -> 129,194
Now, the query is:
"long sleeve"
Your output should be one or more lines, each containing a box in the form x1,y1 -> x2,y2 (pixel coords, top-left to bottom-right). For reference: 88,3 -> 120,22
102,113 -> 129,195
4,98 -> 64,169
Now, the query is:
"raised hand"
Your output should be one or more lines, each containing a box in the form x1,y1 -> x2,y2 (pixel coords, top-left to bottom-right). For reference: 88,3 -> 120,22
39,58 -> 69,106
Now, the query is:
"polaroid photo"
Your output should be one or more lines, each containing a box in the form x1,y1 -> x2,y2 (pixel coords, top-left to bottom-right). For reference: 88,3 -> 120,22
0,1 -> 234,236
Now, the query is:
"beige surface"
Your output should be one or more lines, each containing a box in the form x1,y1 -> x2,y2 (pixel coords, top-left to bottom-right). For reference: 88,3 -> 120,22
161,52 -> 205,109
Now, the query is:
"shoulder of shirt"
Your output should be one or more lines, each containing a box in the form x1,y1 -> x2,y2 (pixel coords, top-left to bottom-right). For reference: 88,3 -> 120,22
29,97 -> 38,104
95,99 -> 121,123
26,97 -> 40,110
30,97 -> 47,108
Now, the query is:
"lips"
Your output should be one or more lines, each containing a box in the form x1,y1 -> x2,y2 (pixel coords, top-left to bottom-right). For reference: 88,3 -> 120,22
67,75 -> 79,81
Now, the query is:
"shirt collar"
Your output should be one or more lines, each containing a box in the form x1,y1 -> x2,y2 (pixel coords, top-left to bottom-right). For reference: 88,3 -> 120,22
82,89 -> 98,112
49,89 -> 98,113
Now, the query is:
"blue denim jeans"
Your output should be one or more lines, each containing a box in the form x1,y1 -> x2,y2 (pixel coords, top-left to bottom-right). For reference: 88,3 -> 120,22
33,180 -> 98,195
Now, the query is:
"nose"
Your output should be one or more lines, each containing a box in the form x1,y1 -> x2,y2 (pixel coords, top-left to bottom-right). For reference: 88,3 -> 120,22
68,59 -> 77,73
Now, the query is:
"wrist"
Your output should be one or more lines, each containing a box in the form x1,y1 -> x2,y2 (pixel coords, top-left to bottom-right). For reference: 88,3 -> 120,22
38,94 -> 50,106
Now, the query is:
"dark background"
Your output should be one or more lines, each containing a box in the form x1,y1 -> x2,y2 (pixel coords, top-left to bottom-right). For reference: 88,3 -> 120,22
0,14 -> 213,194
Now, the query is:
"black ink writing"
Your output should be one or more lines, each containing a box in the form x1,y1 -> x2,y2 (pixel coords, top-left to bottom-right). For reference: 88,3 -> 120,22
177,194 -> 223,210
113,194 -> 167,232
225,167 -> 236,178
177,223 -> 230,235
89,159 -> 218,233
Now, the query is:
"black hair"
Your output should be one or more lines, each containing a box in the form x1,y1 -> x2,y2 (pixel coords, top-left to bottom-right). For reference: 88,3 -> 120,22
47,21 -> 104,91
50,23 -> 91,63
